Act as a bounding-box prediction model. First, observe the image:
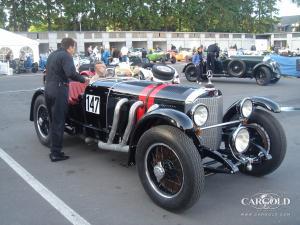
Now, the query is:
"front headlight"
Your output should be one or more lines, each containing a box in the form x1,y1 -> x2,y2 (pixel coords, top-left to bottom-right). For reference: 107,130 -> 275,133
192,104 -> 209,126
240,98 -> 253,118
232,127 -> 250,153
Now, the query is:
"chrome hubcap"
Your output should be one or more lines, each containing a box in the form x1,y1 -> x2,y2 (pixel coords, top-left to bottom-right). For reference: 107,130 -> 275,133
153,162 -> 165,182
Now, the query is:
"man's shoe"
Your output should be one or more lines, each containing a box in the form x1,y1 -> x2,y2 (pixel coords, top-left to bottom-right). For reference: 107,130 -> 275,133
49,153 -> 70,162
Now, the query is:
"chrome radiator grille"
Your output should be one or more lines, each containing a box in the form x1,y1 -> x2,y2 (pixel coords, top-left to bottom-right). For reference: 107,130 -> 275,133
186,96 -> 223,150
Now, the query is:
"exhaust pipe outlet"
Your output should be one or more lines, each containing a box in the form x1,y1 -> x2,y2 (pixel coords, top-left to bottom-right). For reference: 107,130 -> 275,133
107,98 -> 129,144
98,141 -> 129,153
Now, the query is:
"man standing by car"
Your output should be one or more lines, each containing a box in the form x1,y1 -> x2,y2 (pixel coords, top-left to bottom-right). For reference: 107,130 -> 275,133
45,38 -> 89,162
207,43 -> 220,73
192,46 -> 204,84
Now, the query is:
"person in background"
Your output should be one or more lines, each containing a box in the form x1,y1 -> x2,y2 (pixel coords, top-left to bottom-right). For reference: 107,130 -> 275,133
89,61 -> 107,83
87,45 -> 93,56
5,50 -> 12,62
111,48 -> 120,64
141,48 -> 148,64
206,43 -> 220,73
120,46 -> 129,63
192,45 -> 204,84
101,46 -> 111,65
45,37 -> 89,162
156,45 -> 162,51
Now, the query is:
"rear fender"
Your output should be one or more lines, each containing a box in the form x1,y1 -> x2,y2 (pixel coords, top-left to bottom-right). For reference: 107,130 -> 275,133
223,96 -> 281,122
128,108 -> 199,164
29,88 -> 45,121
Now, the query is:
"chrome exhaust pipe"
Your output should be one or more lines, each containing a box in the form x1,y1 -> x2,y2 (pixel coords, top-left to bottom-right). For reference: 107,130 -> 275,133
98,100 -> 143,153
121,100 -> 143,145
98,141 -> 129,153
107,98 -> 129,144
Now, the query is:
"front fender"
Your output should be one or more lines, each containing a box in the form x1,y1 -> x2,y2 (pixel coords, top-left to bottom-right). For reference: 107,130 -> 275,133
182,62 -> 194,73
253,62 -> 274,74
223,96 -> 281,122
29,88 -> 45,121
128,108 -> 198,164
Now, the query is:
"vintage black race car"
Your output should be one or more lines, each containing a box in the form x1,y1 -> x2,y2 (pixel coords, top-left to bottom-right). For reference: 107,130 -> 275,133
30,76 -> 287,211
183,55 -> 281,85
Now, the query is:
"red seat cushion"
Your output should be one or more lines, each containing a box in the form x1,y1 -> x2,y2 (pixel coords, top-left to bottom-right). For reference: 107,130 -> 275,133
68,81 -> 88,105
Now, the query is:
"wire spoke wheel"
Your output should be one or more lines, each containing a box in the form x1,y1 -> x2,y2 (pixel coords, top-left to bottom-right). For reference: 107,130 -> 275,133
145,143 -> 184,198
36,104 -> 50,139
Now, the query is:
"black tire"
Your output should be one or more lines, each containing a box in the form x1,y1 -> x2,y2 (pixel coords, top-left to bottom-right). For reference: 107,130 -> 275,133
184,64 -> 197,82
33,95 -> 50,147
31,67 -> 38,73
255,67 -> 271,86
136,125 -> 204,211
160,57 -> 166,64
227,59 -> 246,77
152,64 -> 175,81
171,57 -> 176,64
240,109 -> 286,177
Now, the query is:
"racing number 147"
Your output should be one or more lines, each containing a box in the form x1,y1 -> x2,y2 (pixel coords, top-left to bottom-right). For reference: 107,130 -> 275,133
86,94 -> 100,114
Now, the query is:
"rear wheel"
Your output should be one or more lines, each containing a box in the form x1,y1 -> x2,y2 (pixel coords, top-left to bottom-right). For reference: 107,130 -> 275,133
136,125 -> 204,211
171,57 -> 176,64
33,95 -> 50,147
255,67 -> 271,86
227,59 -> 246,77
184,64 -> 197,82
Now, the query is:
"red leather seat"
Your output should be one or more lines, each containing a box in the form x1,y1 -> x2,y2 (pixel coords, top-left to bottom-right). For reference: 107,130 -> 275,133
68,81 -> 88,105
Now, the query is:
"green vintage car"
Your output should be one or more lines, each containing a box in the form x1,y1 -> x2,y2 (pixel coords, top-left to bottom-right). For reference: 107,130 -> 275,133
147,50 -> 169,63
183,55 -> 281,86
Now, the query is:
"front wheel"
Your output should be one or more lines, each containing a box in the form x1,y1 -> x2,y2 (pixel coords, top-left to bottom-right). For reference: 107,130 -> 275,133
33,95 -> 50,147
240,109 -> 286,176
270,77 -> 280,84
136,125 -> 204,211
255,67 -> 271,86
171,57 -> 176,64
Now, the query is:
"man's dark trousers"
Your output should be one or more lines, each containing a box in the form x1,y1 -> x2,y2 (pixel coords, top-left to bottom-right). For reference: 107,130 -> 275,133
45,82 -> 68,156
196,63 -> 203,82
207,52 -> 216,73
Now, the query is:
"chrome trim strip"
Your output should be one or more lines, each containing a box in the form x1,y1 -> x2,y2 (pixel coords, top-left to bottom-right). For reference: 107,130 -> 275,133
201,120 -> 241,130
185,88 -> 207,104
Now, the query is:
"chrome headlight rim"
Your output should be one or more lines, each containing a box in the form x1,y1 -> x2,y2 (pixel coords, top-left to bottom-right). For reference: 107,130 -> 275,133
191,103 -> 209,127
240,98 -> 253,118
231,126 -> 250,154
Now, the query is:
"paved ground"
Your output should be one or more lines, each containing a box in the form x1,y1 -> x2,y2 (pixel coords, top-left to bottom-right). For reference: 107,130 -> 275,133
0,65 -> 299,225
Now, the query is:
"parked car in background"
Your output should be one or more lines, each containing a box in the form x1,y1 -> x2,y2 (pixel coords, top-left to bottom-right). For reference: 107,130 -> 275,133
168,48 -> 193,64
147,50 -> 169,63
128,48 -> 143,58
183,55 -> 281,85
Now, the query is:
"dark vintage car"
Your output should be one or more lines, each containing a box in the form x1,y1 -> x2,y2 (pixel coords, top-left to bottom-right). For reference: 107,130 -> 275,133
30,75 -> 287,211
183,55 -> 281,85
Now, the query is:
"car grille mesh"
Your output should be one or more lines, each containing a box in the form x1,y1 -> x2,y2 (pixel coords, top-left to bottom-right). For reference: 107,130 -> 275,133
192,96 -> 223,151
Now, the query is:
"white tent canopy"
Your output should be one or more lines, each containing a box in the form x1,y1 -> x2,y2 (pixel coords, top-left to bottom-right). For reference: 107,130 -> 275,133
0,28 -> 39,63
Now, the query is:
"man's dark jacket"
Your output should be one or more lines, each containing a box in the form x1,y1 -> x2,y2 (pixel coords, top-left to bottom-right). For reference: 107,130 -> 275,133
46,48 -> 85,84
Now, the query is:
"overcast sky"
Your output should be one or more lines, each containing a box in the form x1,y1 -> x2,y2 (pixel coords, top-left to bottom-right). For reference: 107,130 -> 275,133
277,0 -> 300,16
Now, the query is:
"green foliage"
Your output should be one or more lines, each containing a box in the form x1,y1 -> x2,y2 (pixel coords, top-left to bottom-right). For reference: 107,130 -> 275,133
1,0 -> 284,33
